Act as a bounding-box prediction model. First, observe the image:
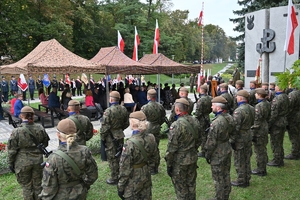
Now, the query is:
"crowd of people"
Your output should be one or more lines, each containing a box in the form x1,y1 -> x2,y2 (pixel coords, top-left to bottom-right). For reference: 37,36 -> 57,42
2,69 -> 300,199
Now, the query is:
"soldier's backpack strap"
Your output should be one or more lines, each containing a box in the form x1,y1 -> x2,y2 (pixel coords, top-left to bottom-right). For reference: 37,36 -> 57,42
128,138 -> 148,162
178,117 -> 197,139
22,126 -> 40,146
54,150 -> 81,176
69,116 -> 83,133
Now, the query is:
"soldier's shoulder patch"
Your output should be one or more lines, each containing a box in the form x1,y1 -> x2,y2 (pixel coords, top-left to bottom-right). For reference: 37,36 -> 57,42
170,126 -> 174,130
255,109 -> 259,112
45,162 -> 50,167
122,146 -> 126,151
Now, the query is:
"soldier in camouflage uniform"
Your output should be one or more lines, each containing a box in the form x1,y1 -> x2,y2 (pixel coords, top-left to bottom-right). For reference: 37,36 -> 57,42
141,89 -> 166,174
233,80 -> 244,110
7,106 -> 50,200
249,80 -> 257,106
67,100 -> 94,145
169,87 -> 194,124
194,85 -> 212,157
267,85 -> 289,167
231,90 -> 255,187
205,96 -> 234,200
251,88 -> 271,176
219,83 -> 234,114
118,111 -> 158,200
285,87 -> 300,160
165,98 -> 201,200
100,91 -> 129,185
39,119 -> 98,199
268,82 -> 276,102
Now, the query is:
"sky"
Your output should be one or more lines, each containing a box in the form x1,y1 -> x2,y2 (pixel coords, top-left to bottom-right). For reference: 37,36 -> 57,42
157,0 -> 242,37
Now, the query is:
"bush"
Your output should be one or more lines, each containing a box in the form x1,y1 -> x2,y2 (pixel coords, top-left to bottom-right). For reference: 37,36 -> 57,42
87,134 -> 101,155
0,150 -> 9,171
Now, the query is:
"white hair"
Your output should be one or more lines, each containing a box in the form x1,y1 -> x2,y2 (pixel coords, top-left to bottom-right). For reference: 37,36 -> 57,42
129,118 -> 149,131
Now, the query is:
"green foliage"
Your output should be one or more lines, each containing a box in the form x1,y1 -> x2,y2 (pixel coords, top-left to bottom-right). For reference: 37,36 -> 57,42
275,59 -> 300,89
86,134 -> 101,155
0,150 -> 9,171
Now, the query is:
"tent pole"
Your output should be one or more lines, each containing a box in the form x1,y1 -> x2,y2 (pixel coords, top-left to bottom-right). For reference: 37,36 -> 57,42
106,73 -> 109,109
158,74 -> 160,103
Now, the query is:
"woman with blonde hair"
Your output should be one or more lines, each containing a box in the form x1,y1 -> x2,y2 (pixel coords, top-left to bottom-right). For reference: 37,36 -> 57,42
118,111 -> 158,200
39,118 -> 98,199
123,87 -> 136,112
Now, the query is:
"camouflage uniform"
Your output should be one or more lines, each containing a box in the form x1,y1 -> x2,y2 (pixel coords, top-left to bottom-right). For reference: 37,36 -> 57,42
249,89 -> 257,106
8,122 -> 50,200
268,92 -> 289,165
194,94 -> 212,153
141,101 -> 166,172
205,112 -> 234,200
118,130 -> 158,200
232,88 -> 243,110
165,114 -> 201,200
69,113 -> 93,145
169,97 -> 194,123
39,143 -> 98,199
220,91 -> 234,113
232,102 -> 255,185
100,103 -> 129,181
251,99 -> 271,173
286,89 -> 300,158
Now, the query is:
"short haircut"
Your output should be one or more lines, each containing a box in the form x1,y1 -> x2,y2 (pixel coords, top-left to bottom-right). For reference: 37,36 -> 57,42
175,102 -> 189,112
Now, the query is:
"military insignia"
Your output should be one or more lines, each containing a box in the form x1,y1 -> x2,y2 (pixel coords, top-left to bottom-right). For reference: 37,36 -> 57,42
122,147 -> 126,151
170,126 -> 173,130
255,109 -> 259,112
45,162 -> 50,167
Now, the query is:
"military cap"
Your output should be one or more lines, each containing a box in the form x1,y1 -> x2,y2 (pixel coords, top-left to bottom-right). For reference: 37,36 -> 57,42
250,80 -> 257,84
236,80 -> 244,86
237,90 -> 249,98
219,83 -> 228,89
270,82 -> 276,86
211,96 -> 227,104
68,100 -> 80,106
200,85 -> 208,90
147,89 -> 157,95
20,106 -> 34,113
129,111 -> 147,121
57,118 -> 77,135
175,98 -> 189,106
262,82 -> 269,86
255,88 -> 267,95
179,87 -> 188,92
110,91 -> 120,99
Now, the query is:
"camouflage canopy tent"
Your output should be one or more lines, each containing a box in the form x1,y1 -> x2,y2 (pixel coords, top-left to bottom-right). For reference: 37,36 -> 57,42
90,46 -> 154,75
139,53 -> 199,74
0,39 -> 104,75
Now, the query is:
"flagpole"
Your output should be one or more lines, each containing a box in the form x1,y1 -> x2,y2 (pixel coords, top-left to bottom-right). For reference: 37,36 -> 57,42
284,50 -> 287,72
200,2 -> 204,80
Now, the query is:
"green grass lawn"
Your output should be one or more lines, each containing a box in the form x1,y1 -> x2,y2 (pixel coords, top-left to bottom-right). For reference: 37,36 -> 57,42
1,133 -> 300,200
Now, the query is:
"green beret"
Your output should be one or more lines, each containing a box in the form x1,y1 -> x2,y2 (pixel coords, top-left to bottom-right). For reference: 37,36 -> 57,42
255,88 -> 267,95
57,119 -> 77,135
175,98 -> 189,106
130,111 -> 147,121
211,96 -> 227,104
110,91 -> 120,99
237,90 -> 249,98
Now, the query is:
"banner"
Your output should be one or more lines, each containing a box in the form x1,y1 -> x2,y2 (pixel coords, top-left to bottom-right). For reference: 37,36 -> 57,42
43,74 -> 51,88
18,74 -> 28,91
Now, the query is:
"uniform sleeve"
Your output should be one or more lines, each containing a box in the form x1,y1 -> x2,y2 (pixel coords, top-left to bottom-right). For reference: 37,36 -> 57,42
39,156 -> 59,200
251,105 -> 262,131
194,100 -> 203,119
204,123 -> 217,159
168,106 -> 176,124
85,120 -> 94,141
118,142 -> 133,192
83,148 -> 98,187
100,109 -> 111,139
165,122 -> 179,167
41,127 -> 50,147
7,130 -> 19,166
122,108 -> 129,130
269,99 -> 278,126
233,109 -> 242,135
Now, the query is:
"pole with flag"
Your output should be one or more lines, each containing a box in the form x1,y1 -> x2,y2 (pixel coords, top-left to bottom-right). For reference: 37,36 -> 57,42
283,0 -> 298,71
197,2 -> 204,93
255,57 -> 262,86
118,30 -> 125,53
153,19 -> 160,54
132,26 -> 140,61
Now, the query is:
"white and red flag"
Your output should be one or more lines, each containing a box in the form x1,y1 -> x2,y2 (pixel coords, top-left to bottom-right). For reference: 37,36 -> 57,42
118,30 -> 125,53
284,0 -> 298,55
198,9 -> 203,26
153,19 -> 160,54
65,73 -> 70,85
18,74 -> 28,91
132,26 -> 140,61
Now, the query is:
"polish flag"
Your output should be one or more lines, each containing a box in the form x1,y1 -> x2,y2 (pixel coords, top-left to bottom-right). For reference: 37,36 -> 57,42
153,19 -> 160,54
65,73 -> 70,85
18,74 -> 28,91
132,26 -> 140,61
198,9 -> 203,26
118,30 -> 125,53
284,0 -> 298,55
197,72 -> 201,92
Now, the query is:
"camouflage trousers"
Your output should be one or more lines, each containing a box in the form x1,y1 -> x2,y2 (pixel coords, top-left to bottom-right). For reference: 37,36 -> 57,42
233,141 -> 252,184
211,151 -> 231,200
270,126 -> 285,163
150,125 -> 161,171
287,123 -> 300,157
105,137 -> 124,180
16,164 -> 43,200
171,162 -> 197,200
125,185 -> 152,200
253,135 -> 268,172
